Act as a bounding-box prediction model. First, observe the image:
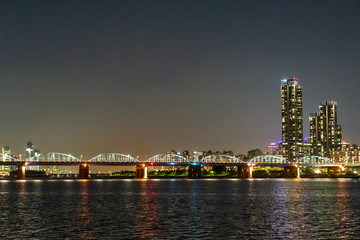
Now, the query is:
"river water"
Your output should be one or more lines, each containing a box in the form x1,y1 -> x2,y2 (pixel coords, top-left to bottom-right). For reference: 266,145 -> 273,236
0,178 -> 360,239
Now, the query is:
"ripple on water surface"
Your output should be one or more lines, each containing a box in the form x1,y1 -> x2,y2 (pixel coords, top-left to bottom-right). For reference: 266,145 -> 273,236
0,179 -> 360,239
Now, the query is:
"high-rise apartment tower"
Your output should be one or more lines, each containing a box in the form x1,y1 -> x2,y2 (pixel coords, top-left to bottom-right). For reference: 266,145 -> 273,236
309,101 -> 342,157
281,78 -> 304,161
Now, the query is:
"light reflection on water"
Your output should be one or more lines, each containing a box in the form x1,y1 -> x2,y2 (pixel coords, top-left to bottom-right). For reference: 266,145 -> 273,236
335,181 -> 352,239
77,181 -> 93,239
0,179 -> 360,239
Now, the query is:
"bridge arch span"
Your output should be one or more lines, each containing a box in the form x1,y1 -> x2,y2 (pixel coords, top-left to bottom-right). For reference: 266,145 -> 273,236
88,153 -> 138,163
296,156 -> 336,165
249,155 -> 290,164
0,153 -> 20,162
47,152 -> 81,162
146,154 -> 189,163
200,154 -> 243,164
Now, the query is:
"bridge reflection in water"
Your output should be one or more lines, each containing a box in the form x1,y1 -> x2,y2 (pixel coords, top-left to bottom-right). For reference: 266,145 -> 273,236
0,153 -> 354,180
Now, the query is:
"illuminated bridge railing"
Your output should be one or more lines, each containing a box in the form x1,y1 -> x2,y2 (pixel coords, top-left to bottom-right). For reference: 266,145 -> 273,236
47,153 -> 81,162
296,156 -> 337,165
146,154 -> 190,163
88,153 -> 138,163
0,153 -> 20,162
249,155 -> 290,164
200,154 -> 243,164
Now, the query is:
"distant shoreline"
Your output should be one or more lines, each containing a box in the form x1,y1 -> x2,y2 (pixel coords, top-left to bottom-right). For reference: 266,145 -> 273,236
1,175 -> 360,180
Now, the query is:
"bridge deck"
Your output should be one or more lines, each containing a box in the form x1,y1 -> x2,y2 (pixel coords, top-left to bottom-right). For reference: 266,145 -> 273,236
0,161 -> 357,167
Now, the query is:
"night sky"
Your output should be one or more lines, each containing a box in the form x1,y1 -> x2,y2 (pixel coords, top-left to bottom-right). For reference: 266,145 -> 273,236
1,1 -> 360,159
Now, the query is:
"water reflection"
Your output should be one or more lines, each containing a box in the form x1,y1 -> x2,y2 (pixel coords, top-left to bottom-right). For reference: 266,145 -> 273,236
76,180 -> 94,239
189,180 -> 202,237
288,179 -> 318,239
0,179 -> 360,239
16,181 -> 29,236
335,180 -> 352,239
269,180 -> 291,237
136,180 -> 161,239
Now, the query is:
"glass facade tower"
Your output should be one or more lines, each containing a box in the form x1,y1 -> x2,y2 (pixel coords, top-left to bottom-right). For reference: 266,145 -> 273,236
281,78 -> 303,161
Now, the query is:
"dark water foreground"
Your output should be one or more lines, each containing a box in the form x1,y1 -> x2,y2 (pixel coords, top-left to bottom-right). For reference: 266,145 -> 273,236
1,179 -> 360,239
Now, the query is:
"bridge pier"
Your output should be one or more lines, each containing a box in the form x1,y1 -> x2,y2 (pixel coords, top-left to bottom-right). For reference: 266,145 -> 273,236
188,165 -> 201,178
17,164 -> 26,180
283,166 -> 300,178
79,164 -> 89,179
135,164 -> 148,179
237,166 -> 252,178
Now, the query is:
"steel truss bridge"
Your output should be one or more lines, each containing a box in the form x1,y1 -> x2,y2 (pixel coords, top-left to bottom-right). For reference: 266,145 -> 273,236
1,152 -> 357,179
145,154 -> 355,167
0,152 -> 356,167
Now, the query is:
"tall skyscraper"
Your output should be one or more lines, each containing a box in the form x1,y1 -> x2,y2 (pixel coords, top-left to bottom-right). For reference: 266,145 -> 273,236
309,101 -> 342,157
281,78 -> 303,161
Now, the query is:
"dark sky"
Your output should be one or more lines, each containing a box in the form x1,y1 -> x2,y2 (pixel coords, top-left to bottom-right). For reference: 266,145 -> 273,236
1,0 -> 360,159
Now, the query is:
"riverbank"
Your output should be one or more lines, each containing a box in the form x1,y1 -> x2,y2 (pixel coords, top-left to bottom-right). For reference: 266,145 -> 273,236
2,169 -> 359,180
2,175 -> 360,180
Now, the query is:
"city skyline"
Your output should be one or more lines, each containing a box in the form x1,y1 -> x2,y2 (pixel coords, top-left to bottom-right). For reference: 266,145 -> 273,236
2,2 -> 360,240
0,77 -> 354,160
1,1 -> 360,158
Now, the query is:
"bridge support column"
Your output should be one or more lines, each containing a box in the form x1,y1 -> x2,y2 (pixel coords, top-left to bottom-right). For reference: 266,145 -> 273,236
17,164 -> 26,180
79,164 -> 89,179
135,164 -> 148,179
283,166 -> 300,178
237,166 -> 252,178
188,165 -> 201,178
